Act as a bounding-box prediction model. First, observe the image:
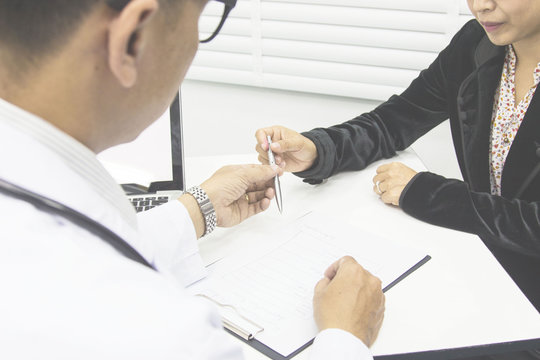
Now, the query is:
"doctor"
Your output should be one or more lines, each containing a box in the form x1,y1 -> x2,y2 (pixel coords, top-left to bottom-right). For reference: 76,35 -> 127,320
0,0 -> 385,359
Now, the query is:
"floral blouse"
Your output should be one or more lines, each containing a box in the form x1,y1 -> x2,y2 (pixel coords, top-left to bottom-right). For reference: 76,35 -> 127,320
489,45 -> 540,195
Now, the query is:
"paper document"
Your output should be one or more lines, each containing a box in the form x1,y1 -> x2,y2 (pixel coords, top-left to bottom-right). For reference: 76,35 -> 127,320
191,212 -> 430,358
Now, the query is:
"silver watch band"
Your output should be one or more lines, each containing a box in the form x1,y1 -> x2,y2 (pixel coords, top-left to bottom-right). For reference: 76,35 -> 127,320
186,186 -> 217,236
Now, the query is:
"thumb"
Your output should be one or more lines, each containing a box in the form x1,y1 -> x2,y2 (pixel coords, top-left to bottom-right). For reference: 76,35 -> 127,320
244,164 -> 281,192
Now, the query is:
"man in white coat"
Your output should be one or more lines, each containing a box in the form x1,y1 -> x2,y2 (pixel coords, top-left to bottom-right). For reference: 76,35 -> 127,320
0,0 -> 385,359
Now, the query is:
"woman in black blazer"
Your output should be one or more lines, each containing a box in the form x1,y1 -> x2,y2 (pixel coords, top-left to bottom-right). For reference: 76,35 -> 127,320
255,0 -> 540,328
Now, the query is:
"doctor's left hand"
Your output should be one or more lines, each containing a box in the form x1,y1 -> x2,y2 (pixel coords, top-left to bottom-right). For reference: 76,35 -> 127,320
201,164 -> 282,228
372,162 -> 417,206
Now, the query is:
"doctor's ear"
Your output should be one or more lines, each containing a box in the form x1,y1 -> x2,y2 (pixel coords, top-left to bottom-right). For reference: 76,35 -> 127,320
107,0 -> 159,88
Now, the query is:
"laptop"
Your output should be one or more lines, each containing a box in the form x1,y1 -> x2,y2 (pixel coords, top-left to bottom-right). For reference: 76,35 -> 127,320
98,91 -> 185,212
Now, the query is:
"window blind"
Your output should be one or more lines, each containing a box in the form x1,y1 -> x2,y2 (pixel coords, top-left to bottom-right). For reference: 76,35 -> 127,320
187,0 -> 474,101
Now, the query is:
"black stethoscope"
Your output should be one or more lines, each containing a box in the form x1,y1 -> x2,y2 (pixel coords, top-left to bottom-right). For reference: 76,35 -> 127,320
0,178 -> 155,271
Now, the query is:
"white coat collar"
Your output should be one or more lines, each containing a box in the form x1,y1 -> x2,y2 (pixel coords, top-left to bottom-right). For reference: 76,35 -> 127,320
0,97 -> 138,240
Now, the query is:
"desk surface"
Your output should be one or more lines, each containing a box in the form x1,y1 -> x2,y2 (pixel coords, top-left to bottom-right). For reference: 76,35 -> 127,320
185,150 -> 540,359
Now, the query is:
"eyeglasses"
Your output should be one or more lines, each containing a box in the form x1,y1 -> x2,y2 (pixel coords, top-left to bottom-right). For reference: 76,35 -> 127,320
106,0 -> 236,43
199,0 -> 237,43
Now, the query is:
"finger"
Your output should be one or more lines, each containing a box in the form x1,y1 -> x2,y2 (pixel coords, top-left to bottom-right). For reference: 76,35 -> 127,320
314,277 -> 331,293
265,186 -> 275,200
257,155 -> 270,165
246,197 -> 271,218
243,165 -> 282,192
372,173 -> 389,184
255,127 -> 279,151
376,162 -> 395,174
255,144 -> 269,161
324,255 -> 357,280
257,153 -> 270,165
246,188 -> 274,203
381,190 -> 399,206
255,128 -> 270,151
377,180 -> 389,193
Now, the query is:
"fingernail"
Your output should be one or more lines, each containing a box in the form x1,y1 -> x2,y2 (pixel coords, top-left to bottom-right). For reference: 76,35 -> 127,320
270,164 -> 278,171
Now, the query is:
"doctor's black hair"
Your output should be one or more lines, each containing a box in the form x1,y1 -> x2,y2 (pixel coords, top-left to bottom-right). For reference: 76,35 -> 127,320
0,0 -> 179,61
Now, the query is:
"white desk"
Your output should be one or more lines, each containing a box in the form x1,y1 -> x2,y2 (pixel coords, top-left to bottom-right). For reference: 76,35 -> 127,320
185,150 -> 540,359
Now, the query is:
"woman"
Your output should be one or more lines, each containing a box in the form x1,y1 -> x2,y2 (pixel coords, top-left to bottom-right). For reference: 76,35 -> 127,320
255,0 -> 540,321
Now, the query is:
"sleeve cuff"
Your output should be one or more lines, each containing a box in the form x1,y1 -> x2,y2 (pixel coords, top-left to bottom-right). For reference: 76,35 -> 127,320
310,329 -> 373,360
137,200 -> 207,287
398,171 -> 425,207
293,129 -> 336,183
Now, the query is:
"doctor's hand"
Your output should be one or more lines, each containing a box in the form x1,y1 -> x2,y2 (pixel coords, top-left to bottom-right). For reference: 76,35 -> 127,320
180,164 -> 281,238
313,256 -> 385,347
255,126 -> 318,173
373,162 -> 417,206
202,164 -> 282,227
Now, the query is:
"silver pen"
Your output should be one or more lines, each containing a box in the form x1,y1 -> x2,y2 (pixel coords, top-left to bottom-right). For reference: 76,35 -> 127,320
267,135 -> 283,213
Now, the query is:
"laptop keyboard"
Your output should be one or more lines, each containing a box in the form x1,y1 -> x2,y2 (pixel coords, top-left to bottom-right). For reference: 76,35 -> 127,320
129,195 -> 171,213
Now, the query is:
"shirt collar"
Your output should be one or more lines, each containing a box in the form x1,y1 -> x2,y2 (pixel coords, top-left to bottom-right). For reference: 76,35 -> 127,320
0,97 -> 138,231
506,45 -> 540,87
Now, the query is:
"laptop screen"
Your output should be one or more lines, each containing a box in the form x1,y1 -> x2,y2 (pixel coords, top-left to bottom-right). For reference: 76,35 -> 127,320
98,92 -> 185,194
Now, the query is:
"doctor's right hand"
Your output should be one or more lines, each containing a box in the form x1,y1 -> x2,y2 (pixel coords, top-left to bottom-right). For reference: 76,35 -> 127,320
180,164 -> 281,239
255,126 -> 318,173
313,256 -> 385,347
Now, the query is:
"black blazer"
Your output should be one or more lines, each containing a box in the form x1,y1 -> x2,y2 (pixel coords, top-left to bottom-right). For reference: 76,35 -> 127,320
297,20 -> 540,311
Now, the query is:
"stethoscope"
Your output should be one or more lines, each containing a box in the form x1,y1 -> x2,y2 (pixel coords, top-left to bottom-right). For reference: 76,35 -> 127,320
0,178 -> 155,271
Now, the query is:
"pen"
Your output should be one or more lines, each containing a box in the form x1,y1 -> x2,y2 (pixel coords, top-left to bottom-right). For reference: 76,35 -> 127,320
267,135 -> 283,213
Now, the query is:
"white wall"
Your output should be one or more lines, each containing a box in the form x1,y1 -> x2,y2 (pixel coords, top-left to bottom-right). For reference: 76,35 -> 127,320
181,79 -> 462,180
99,79 -> 463,186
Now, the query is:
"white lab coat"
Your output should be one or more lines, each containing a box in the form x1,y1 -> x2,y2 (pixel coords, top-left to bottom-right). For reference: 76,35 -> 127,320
0,98 -> 372,360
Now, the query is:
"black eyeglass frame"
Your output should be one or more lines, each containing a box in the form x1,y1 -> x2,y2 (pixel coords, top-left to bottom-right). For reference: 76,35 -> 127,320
106,0 -> 237,43
199,0 -> 237,43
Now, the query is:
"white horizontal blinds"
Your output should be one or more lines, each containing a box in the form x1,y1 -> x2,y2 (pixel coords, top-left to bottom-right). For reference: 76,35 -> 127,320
187,0 -> 474,101
190,0 -> 255,84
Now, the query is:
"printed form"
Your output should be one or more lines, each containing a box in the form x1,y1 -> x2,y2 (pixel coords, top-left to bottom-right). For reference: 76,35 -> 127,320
191,211 -> 430,358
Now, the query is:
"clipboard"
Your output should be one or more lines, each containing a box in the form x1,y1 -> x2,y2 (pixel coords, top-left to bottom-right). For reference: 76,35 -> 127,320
213,255 -> 431,360
194,212 -> 432,359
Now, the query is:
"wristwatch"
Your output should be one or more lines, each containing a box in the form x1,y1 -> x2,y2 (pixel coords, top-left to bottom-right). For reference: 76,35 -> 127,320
186,186 -> 217,236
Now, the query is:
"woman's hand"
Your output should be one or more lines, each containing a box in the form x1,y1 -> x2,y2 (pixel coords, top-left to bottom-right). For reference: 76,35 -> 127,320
372,162 -> 417,206
255,126 -> 318,173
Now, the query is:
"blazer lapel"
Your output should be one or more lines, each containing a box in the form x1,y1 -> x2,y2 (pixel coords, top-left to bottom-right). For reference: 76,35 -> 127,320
502,92 -> 540,199
457,38 -> 505,192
